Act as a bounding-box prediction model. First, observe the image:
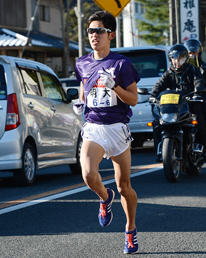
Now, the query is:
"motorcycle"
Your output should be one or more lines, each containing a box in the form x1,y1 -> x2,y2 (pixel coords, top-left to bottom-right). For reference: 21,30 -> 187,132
138,87 -> 205,182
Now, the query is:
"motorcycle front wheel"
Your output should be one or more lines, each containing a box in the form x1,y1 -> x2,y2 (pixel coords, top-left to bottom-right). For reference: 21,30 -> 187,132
162,137 -> 181,183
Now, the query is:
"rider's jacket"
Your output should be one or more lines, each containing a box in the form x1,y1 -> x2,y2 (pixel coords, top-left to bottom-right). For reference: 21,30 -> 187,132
151,63 -> 206,148
200,60 -> 206,83
151,63 -> 205,98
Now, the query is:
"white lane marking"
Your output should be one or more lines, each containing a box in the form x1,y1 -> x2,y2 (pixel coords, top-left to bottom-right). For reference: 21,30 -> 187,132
0,166 -> 162,215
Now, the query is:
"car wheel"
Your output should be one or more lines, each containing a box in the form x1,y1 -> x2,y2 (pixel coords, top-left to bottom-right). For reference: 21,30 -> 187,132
70,135 -> 82,175
13,142 -> 36,186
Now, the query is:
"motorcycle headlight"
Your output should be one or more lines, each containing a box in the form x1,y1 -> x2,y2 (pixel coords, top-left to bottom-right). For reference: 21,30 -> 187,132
160,113 -> 177,124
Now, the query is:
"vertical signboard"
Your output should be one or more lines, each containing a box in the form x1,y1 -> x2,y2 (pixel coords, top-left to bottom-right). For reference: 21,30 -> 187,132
180,0 -> 199,43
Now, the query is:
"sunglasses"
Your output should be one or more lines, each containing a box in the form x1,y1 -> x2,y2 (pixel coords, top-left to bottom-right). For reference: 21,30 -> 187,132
87,27 -> 112,34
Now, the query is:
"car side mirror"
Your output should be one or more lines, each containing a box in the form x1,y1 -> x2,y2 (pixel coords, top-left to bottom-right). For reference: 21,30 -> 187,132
138,88 -> 149,95
66,88 -> 79,103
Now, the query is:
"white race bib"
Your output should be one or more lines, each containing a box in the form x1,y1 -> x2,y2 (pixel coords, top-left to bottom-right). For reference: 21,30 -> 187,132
87,79 -> 117,108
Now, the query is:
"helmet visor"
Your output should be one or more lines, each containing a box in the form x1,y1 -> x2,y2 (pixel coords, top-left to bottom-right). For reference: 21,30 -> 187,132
188,55 -> 199,67
172,56 -> 187,68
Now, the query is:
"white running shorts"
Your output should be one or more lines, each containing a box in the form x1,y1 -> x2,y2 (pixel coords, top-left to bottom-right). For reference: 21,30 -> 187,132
81,122 -> 133,159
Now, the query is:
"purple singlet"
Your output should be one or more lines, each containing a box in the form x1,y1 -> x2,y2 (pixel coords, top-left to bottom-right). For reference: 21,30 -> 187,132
75,51 -> 140,124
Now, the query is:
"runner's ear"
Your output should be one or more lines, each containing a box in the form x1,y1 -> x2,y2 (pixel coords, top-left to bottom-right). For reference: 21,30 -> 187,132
109,31 -> 116,41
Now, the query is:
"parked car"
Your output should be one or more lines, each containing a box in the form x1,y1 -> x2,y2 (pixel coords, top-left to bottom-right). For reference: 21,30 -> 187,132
0,56 -> 84,186
59,76 -> 80,94
111,46 -> 170,147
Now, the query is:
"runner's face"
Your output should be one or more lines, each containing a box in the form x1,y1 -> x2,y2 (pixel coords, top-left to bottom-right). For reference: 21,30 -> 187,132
88,21 -> 112,52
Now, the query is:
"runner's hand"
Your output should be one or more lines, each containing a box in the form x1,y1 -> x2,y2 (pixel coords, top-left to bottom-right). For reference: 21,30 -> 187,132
73,100 -> 85,115
100,68 -> 115,89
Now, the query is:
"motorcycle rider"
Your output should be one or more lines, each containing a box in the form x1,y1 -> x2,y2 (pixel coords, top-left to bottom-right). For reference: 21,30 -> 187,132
184,39 -> 206,151
184,39 -> 206,80
151,44 -> 206,161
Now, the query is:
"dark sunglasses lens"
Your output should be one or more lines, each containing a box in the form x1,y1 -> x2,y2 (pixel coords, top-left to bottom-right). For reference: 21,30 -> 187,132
88,28 -> 106,34
98,28 -> 106,34
88,28 -> 94,34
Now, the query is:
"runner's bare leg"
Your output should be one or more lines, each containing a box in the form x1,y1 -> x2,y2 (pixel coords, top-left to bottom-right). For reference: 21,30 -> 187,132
80,140 -> 109,201
112,147 -> 137,232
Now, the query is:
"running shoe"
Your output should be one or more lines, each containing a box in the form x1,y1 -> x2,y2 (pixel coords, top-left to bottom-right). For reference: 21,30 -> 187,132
98,188 -> 115,227
124,228 -> 138,254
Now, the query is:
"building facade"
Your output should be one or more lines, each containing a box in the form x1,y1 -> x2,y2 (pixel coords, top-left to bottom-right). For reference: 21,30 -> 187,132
122,0 -> 147,47
0,0 -> 86,76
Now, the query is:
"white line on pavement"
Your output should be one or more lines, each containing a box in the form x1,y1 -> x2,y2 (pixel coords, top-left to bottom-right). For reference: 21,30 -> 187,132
0,166 -> 162,215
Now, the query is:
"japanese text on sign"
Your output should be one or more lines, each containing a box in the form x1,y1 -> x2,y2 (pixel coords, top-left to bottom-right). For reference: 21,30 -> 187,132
160,94 -> 180,105
180,0 -> 199,42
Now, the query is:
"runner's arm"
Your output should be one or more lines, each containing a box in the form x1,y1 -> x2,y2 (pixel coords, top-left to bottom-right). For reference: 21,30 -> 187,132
113,82 -> 138,106
79,82 -> 85,102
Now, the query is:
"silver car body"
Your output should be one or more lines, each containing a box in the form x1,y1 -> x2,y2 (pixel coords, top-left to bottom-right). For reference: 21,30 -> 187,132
0,56 -> 83,185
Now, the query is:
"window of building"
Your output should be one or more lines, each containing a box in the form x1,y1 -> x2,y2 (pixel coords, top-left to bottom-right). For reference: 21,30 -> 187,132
134,3 -> 145,14
140,4 -> 145,14
39,5 -> 50,22
134,3 -> 139,14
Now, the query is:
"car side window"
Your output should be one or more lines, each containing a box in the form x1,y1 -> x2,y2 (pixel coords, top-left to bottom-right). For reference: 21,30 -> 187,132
40,71 -> 64,101
0,65 -> 7,100
19,68 -> 41,96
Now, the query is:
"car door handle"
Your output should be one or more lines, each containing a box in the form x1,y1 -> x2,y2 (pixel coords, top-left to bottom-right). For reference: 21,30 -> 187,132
50,106 -> 56,113
27,102 -> 34,109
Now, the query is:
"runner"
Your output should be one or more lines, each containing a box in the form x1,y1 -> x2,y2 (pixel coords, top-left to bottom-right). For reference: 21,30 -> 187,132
74,10 -> 140,254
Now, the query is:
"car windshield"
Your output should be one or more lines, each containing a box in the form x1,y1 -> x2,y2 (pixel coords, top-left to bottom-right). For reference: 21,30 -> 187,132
118,49 -> 167,78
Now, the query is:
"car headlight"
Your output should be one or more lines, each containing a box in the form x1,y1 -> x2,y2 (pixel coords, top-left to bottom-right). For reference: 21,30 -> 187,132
160,113 -> 177,124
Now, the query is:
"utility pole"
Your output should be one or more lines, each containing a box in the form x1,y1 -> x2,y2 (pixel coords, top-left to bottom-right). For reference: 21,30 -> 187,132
116,16 -> 121,48
130,2 -> 134,46
75,0 -> 85,57
169,0 -> 176,45
175,0 -> 180,43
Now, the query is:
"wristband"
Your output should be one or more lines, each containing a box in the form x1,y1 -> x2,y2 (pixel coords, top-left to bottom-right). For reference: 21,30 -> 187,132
112,83 -> 119,90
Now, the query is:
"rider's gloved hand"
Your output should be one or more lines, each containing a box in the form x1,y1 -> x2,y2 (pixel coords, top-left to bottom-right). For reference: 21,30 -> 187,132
192,94 -> 201,100
149,97 -> 156,104
100,68 -> 115,89
73,100 -> 85,115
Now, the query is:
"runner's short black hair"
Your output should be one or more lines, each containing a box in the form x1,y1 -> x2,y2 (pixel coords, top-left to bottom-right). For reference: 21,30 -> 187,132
87,10 -> 116,32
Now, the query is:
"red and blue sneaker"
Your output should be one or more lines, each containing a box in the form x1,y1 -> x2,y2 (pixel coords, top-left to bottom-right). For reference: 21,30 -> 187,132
98,188 -> 115,227
124,228 -> 138,254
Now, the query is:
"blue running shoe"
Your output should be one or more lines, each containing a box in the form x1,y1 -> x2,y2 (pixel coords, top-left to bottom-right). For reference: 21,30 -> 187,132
98,188 -> 115,227
124,228 -> 138,254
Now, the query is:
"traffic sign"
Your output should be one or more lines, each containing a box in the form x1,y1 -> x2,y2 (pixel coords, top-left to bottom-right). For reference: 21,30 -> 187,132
93,0 -> 131,17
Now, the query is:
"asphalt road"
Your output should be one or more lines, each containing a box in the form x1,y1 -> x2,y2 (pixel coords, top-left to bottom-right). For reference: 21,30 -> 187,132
0,143 -> 206,258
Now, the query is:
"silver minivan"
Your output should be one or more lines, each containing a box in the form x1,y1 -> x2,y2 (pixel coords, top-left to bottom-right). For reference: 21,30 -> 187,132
0,56 -> 84,186
111,46 -> 170,147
